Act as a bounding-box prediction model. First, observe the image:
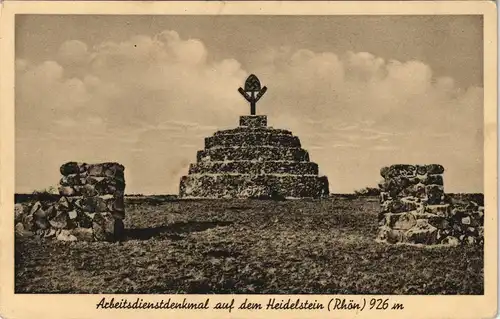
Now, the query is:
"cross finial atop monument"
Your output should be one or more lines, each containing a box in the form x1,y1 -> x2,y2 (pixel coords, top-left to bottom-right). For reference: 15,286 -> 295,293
238,74 -> 267,115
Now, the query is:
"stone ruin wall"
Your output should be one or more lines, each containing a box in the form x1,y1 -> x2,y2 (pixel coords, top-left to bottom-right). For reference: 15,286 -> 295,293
15,162 -> 126,242
377,164 -> 484,246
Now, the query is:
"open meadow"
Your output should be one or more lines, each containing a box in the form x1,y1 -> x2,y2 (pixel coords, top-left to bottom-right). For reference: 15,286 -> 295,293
15,196 -> 483,294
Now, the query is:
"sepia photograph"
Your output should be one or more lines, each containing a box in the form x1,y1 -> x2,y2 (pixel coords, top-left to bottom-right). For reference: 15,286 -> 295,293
0,1 -> 497,318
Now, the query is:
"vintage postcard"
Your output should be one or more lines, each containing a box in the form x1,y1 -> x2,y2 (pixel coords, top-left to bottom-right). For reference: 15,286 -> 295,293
0,1 -> 497,318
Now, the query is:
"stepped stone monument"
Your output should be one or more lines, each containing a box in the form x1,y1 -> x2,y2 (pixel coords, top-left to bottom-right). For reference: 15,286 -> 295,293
377,164 -> 484,246
179,74 -> 329,199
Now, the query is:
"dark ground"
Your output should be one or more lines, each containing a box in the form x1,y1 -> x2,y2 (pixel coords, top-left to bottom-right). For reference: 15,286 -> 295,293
15,196 -> 484,294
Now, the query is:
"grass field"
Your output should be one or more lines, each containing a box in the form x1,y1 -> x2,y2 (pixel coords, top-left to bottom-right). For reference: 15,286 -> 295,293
15,196 -> 483,294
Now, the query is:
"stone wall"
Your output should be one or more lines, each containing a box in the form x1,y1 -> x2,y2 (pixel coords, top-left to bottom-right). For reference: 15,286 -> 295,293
15,162 -> 126,242
377,164 -> 484,246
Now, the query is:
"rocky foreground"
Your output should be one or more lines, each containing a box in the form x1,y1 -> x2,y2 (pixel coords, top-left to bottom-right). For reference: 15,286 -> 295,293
15,196 -> 483,294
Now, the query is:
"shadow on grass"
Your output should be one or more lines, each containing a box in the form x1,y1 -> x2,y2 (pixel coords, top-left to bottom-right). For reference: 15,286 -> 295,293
124,220 -> 233,241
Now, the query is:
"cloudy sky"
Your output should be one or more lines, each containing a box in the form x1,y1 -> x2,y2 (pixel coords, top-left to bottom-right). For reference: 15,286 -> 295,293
15,15 -> 483,194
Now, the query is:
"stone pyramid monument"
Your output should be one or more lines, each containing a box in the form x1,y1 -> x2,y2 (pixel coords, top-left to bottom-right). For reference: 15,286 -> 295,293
179,74 -> 329,199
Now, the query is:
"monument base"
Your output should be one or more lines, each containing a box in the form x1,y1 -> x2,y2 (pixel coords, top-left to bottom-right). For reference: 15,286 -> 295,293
179,113 -> 329,199
179,174 -> 329,199
240,115 -> 267,127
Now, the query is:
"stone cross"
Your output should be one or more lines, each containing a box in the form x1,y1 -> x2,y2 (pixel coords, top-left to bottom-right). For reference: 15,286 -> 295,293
238,74 -> 267,115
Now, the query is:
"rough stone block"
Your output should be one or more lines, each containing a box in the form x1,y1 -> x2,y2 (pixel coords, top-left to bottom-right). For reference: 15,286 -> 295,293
56,230 -> 77,242
14,204 -> 25,223
22,213 -> 34,231
406,219 -> 438,244
55,196 -> 71,212
91,194 -> 125,214
381,198 -> 420,214
379,192 -> 390,203
215,127 -> 292,136
189,161 -> 319,175
60,174 -> 87,186
30,201 -> 43,215
376,226 -> 406,244
399,182 -> 427,198
60,162 -> 124,178
15,222 -> 33,237
424,164 -> 445,175
59,183 -> 124,197
49,211 -> 69,229
87,162 -> 125,178
425,184 -> 444,205
424,204 -> 451,216
92,212 -> 124,242
379,176 -> 411,196
380,165 -> 417,178
35,217 -> 50,230
239,115 -> 267,127
205,133 -> 301,149
179,174 -> 329,199
197,147 -> 310,162
461,216 -> 471,225
59,186 -> 77,197
71,228 -> 94,241
427,215 -> 449,229
441,236 -> 460,246
60,174 -> 125,190
392,212 -> 417,230
419,174 -> 444,186
60,162 -> 88,176
380,164 -> 445,179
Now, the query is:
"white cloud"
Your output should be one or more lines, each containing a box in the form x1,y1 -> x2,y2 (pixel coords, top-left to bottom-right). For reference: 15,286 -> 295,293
58,40 -> 89,66
15,30 -> 483,194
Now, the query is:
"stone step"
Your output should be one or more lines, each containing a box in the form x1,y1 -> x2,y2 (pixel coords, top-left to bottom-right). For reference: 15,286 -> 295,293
60,162 -> 125,177
189,161 -> 319,175
380,164 -> 444,178
179,174 -> 329,199
213,127 -> 292,136
196,146 -> 310,162
60,174 -> 125,187
58,183 -> 125,197
205,133 -> 301,149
